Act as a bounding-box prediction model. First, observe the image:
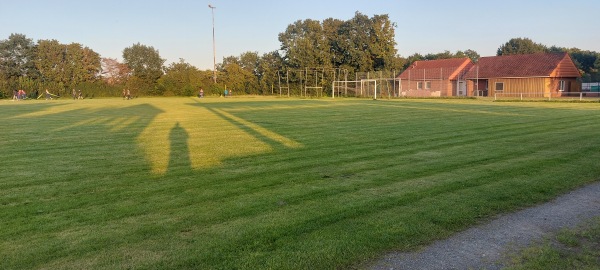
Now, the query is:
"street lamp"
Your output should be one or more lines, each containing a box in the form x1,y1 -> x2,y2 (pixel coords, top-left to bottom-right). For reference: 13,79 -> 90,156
208,4 -> 217,83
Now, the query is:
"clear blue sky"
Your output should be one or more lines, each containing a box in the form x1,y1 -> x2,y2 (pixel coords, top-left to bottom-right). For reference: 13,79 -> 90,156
2,0 -> 599,70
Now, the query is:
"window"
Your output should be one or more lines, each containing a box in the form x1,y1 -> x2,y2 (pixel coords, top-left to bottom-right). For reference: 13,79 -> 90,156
495,82 -> 504,92
417,82 -> 423,89
425,81 -> 431,89
559,80 -> 566,91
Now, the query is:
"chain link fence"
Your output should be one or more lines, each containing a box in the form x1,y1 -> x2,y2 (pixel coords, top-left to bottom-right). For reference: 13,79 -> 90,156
396,67 -> 471,98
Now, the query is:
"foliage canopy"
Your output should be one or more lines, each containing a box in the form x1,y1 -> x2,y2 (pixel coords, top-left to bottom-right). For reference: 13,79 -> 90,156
2,18 -> 600,98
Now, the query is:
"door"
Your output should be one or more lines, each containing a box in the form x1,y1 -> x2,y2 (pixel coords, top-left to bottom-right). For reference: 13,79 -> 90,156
458,81 -> 466,96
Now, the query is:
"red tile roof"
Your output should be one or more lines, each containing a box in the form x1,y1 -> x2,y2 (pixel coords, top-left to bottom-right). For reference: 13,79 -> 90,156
397,58 -> 473,80
464,52 -> 580,79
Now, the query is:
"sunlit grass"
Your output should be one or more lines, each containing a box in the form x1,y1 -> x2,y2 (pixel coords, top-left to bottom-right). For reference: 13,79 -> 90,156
1,97 -> 599,269
135,99 -> 292,174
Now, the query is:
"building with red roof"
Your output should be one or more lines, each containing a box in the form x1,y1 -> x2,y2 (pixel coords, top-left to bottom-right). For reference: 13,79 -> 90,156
464,52 -> 581,97
397,58 -> 474,97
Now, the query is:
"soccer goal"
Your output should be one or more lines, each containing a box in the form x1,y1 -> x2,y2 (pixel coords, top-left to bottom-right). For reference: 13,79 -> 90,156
304,86 -> 324,97
332,79 -> 378,99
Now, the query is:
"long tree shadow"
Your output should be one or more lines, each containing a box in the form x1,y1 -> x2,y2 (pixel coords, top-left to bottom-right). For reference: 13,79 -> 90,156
188,100 -> 301,152
4,99 -> 600,270
3,101 -> 72,119
1,102 -> 165,192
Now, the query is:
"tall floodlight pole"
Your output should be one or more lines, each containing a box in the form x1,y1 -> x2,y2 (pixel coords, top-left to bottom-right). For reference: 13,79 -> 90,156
208,4 -> 217,83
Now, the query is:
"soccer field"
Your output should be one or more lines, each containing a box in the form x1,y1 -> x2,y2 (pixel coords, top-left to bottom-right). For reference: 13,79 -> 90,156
1,97 -> 599,269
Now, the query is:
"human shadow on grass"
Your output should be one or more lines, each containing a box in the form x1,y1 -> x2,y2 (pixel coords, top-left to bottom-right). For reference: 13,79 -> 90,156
166,122 -> 193,175
0,102 -> 184,268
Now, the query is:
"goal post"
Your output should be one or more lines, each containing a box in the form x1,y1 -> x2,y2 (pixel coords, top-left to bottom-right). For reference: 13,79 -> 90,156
332,79 -> 377,99
304,86 -> 324,97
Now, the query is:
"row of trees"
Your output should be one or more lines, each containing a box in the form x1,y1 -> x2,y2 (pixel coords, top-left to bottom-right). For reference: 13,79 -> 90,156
2,16 -> 600,98
0,34 -> 103,98
0,12 -> 406,98
217,12 -> 404,95
0,34 -> 213,98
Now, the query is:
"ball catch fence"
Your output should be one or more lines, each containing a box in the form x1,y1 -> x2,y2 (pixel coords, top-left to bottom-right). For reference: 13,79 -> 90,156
493,91 -> 600,101
331,70 -> 400,99
277,68 -> 346,97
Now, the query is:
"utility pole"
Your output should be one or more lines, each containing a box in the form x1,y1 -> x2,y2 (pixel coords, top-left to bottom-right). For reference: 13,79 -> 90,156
208,4 -> 217,83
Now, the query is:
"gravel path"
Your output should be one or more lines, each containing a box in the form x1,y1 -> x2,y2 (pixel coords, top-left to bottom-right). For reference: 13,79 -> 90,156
368,181 -> 600,270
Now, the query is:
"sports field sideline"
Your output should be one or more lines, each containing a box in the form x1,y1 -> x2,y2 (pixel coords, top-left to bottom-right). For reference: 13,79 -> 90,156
1,97 -> 599,269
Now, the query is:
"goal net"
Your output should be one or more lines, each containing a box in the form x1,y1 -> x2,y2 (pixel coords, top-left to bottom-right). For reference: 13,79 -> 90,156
303,86 -> 324,97
332,79 -> 379,99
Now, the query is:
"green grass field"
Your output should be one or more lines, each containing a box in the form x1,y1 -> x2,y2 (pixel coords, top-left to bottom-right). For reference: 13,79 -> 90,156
1,97 -> 599,269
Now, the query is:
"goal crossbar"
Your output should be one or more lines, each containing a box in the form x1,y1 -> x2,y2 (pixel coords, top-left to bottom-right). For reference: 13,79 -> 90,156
332,79 -> 378,99
303,86 -> 324,97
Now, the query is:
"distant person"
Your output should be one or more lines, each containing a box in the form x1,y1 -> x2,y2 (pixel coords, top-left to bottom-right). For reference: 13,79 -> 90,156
224,89 -> 228,97
126,89 -> 131,100
229,89 -> 233,97
78,89 -> 83,99
199,88 -> 204,98
122,89 -> 127,99
12,90 -> 17,101
45,89 -> 52,100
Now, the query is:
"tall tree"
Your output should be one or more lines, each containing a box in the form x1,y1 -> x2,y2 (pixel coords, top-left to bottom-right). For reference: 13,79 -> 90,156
221,62 -> 258,94
460,49 -> 480,62
593,57 -> 600,81
279,19 -> 330,69
497,37 -> 548,56
403,53 -> 424,69
80,45 -> 101,82
323,18 -> 344,68
279,12 -> 397,73
64,43 -> 101,86
257,51 -> 284,94
337,12 -> 373,71
221,55 -> 240,67
239,51 -> 260,75
423,50 -> 454,60
35,40 -> 100,88
401,49 -> 479,71
0,33 -> 38,81
157,58 -> 203,96
122,43 -> 165,93
35,39 -> 67,85
368,14 -> 397,70
566,49 -> 598,74
101,57 -> 130,85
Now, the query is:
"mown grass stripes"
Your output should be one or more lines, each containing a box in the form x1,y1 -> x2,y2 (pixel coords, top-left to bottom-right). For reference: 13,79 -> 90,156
1,97 -> 599,269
